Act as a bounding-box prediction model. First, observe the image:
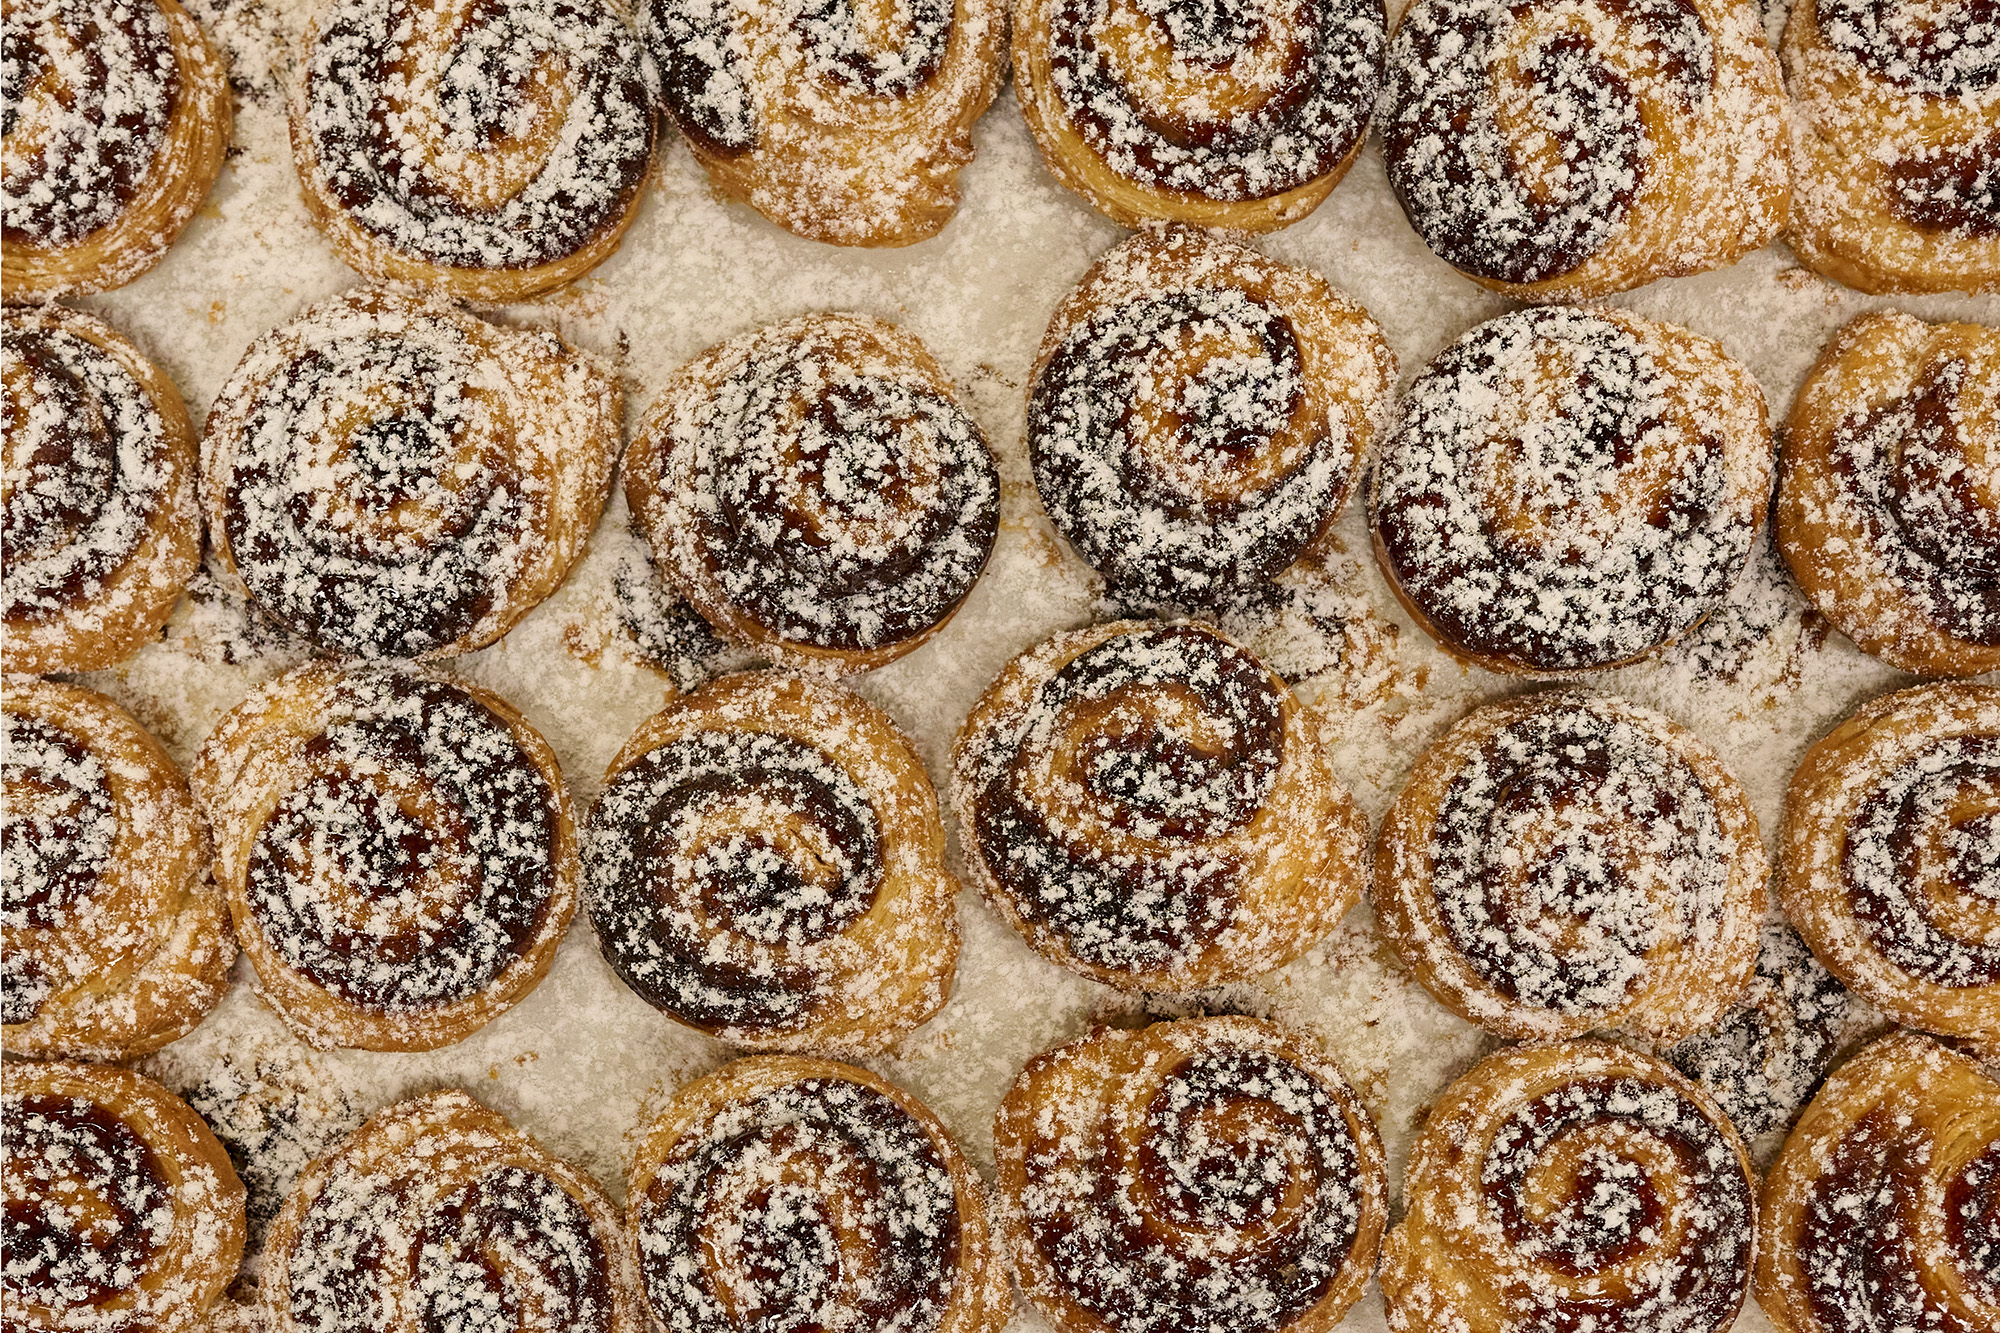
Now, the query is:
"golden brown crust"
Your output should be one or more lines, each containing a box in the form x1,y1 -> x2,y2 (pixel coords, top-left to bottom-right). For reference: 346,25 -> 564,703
2,304 -> 200,675
626,1054 -> 1008,1333
584,670 -> 961,1055
1777,311 -> 2000,676
992,1015 -> 1387,1333
192,662 -> 579,1052
1780,682 -> 2000,1049
1375,690 -> 1768,1043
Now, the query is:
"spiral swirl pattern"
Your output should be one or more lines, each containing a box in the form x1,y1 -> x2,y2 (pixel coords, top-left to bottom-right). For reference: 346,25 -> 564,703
1381,1042 -> 1755,1333
1370,306 -> 1774,674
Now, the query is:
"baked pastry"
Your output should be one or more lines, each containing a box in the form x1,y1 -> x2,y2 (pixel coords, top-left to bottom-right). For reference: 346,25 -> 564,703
1381,0 -> 1788,302
1776,311 -> 1999,676
586,670 -> 959,1055
1755,1030 -> 2000,1333
1780,682 -> 2000,1049
993,1016 -> 1387,1333
0,0 -> 230,299
628,1055 -> 1008,1333
2,303 -> 199,675
262,1089 -> 644,1333
1011,0 -> 1385,231
1783,0 -> 2000,294
2,1060 -> 246,1333
1027,226 -> 1397,610
625,312 -> 998,674
192,662 -> 578,1052
952,619 -> 1368,991
289,0 -> 655,301
201,286 -> 617,660
1381,1040 -> 1758,1333
640,0 -> 1004,246
3,679 -> 231,1062
1375,690 -> 1767,1043
1369,305 -> 1775,675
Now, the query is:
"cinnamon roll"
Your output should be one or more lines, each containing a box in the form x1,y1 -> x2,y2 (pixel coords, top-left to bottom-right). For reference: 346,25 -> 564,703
993,1016 -> 1387,1333
1783,0 -> 2000,294
192,662 -> 578,1052
3,1061 -> 246,1333
1381,0 -> 1789,302
1755,1030 -> 2000,1333
586,670 -> 959,1055
201,287 -> 617,661
952,620 -> 1368,992
0,0 -> 230,299
625,312 -> 998,674
3,304 -> 199,675
640,0 -> 1005,246
627,1055 -> 1007,1333
1027,227 -> 1397,611
1380,1041 -> 1758,1333
1777,311 -> 1999,676
1780,682 -> 2000,1049
1011,0 -> 1385,231
289,0 -> 656,301
4,679 -> 231,1063
1369,306 -> 1776,675
262,1089 -> 644,1333
1374,691 -> 1767,1043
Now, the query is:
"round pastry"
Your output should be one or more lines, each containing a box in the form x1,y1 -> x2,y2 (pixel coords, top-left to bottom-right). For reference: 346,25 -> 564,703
1380,1041 -> 1758,1333
3,680 -> 231,1062
586,670 -> 960,1055
1755,1030 -> 2000,1333
627,1055 -> 1008,1333
952,619 -> 1368,992
1783,0 -> 2000,295
2,1060 -> 246,1333
201,286 -> 618,661
1010,0 -> 1385,232
1027,226 -> 1398,610
289,0 -> 656,301
2,303 -> 199,675
640,0 -> 1005,246
625,312 -> 998,674
192,662 -> 579,1052
0,0 -> 230,299
1776,310 -> 1999,676
1381,0 -> 1789,303
993,1015 -> 1387,1333
1369,305 -> 1775,675
262,1089 -> 644,1333
1374,690 -> 1768,1043
1779,682 -> 2000,1049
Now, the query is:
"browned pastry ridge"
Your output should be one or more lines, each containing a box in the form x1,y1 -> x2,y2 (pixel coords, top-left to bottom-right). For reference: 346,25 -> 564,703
1,0 -> 230,299
2,303 -> 199,675
2,1060 -> 246,1333
1777,310 -> 2000,676
1380,0 -> 1789,302
1011,0 -> 1386,231
993,1016 -> 1387,1333
1781,682 -> 2000,1051
1380,1041 -> 1759,1333
585,670 -> 961,1055
1783,0 -> 2000,294
1026,226 -> 1398,611
640,0 -> 1006,245
261,1089 -> 645,1333
192,662 -> 579,1052
1755,1030 -> 2000,1333
627,1055 -> 1008,1333
952,619 -> 1368,992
